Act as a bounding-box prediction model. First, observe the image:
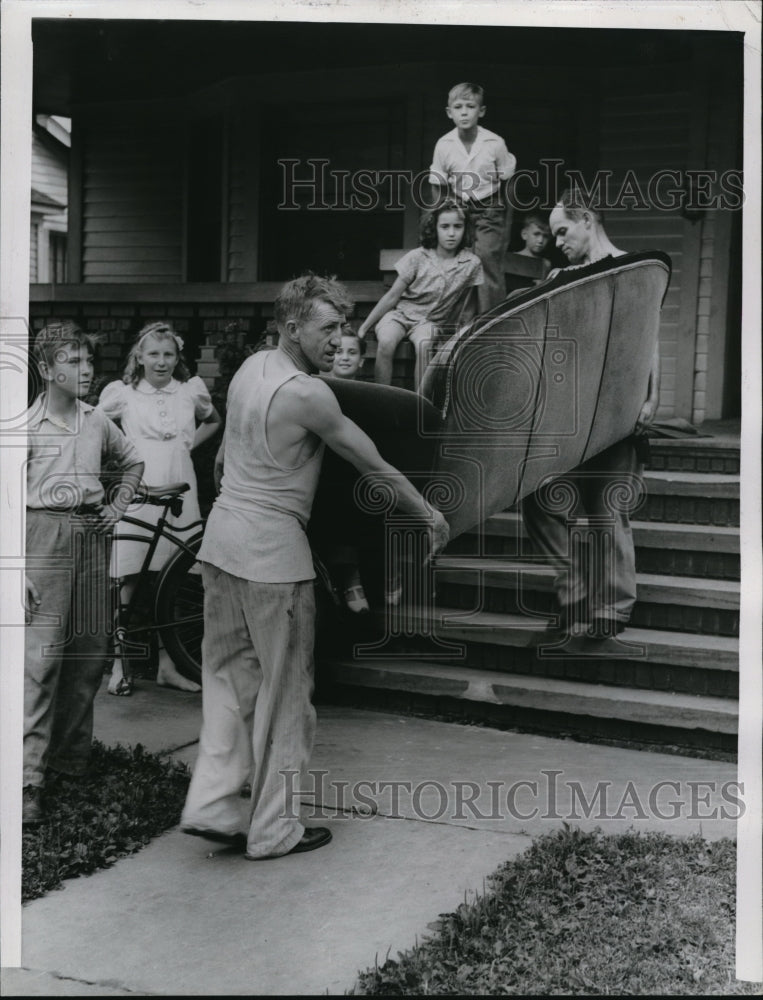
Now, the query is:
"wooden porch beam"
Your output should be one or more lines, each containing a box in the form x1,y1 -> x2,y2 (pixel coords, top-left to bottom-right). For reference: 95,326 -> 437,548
29,281 -> 388,304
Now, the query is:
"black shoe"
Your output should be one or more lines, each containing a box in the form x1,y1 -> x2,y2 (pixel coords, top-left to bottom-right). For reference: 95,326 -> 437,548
588,618 -> 627,640
286,826 -> 332,855
182,826 -> 247,849
22,785 -> 44,826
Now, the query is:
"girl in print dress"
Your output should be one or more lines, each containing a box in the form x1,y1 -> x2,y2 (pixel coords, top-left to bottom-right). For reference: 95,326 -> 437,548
98,321 -> 221,694
358,199 -> 484,389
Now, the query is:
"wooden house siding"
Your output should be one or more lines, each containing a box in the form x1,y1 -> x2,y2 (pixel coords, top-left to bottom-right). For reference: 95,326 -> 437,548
31,133 -> 68,210
30,219 -> 40,282
693,69 -> 742,422
51,41 -> 739,421
596,81 -> 698,421
31,129 -> 68,284
595,44 -> 741,424
226,121 -> 250,282
227,153 -> 247,282
80,122 -> 183,283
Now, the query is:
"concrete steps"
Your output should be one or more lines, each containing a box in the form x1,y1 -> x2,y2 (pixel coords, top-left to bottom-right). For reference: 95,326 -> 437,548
393,607 -> 739,668
324,657 -> 738,742
433,558 -> 740,637
317,424 -> 740,751
450,509 -> 739,574
639,471 -> 739,526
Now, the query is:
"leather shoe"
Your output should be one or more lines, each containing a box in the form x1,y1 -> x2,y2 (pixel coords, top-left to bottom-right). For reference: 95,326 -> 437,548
286,826 -> 332,855
182,826 -> 247,849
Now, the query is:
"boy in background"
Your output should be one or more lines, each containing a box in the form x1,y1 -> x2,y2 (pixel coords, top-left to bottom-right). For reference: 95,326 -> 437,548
517,212 -> 552,280
429,82 -> 516,313
23,322 -> 143,824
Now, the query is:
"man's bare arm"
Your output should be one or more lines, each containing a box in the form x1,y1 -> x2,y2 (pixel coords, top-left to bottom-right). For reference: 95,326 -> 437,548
294,379 -> 450,554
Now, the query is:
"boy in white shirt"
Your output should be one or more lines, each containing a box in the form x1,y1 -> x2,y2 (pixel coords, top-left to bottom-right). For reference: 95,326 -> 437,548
429,82 -> 516,313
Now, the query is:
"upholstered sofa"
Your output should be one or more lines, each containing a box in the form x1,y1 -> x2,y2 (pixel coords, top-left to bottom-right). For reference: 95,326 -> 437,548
310,250 -> 671,558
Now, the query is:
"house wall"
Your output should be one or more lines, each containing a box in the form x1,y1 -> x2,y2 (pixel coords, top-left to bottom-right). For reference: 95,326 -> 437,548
693,58 -> 742,423
595,70 -> 702,422
32,131 -> 68,209
30,218 -> 40,283
49,42 -> 741,421
31,129 -> 68,283
76,116 -> 184,283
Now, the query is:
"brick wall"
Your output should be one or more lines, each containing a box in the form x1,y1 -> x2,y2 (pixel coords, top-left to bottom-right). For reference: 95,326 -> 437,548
27,298 -> 415,400
28,300 -> 287,388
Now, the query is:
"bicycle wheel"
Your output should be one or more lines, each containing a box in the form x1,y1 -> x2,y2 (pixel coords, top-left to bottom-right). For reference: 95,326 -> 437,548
153,532 -> 205,684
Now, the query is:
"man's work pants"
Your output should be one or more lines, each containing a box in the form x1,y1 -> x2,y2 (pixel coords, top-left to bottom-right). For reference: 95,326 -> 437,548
181,565 -> 317,858
521,440 -> 642,627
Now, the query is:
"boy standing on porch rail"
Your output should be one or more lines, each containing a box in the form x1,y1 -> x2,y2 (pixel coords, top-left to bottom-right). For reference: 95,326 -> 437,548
181,274 -> 450,859
429,82 -> 517,313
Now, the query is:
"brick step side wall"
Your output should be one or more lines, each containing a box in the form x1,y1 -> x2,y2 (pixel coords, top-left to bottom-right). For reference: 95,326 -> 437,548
647,449 -> 740,475
638,494 -> 739,527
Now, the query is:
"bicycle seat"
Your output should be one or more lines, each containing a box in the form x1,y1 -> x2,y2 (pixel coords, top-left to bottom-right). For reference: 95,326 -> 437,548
136,482 -> 191,504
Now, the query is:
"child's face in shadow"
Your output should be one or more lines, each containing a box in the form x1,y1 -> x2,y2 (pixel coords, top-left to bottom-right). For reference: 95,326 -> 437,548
522,224 -> 550,256
332,336 -> 364,379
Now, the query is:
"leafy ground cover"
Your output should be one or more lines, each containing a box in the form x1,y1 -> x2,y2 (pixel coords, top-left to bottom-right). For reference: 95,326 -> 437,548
22,741 -> 190,902
352,825 -> 759,996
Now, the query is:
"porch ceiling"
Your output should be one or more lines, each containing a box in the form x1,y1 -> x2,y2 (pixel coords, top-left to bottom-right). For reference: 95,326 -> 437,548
31,18 -> 713,116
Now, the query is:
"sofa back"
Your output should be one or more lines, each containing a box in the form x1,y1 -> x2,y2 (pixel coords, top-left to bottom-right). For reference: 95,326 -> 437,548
426,251 -> 672,537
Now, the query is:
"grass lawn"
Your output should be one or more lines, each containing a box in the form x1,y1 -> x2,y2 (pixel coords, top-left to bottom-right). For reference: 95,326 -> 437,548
352,825 -> 759,996
22,740 -> 190,902
20,747 -> 759,996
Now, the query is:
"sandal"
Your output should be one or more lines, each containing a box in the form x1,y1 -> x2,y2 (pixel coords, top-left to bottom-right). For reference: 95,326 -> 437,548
344,584 -> 370,614
108,676 -> 133,697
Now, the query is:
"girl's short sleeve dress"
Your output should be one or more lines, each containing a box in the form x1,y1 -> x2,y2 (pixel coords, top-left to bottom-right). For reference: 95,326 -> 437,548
98,376 -> 213,575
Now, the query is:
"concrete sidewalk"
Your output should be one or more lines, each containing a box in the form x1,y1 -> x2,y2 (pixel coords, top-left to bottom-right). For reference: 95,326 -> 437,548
4,680 -> 739,996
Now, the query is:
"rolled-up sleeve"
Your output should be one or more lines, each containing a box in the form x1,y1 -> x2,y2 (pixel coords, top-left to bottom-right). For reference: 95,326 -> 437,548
100,411 -> 141,469
429,137 -> 449,187
494,140 -> 517,181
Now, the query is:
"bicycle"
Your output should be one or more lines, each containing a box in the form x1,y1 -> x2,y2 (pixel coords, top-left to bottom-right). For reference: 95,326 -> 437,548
111,475 -> 426,689
111,482 -> 206,687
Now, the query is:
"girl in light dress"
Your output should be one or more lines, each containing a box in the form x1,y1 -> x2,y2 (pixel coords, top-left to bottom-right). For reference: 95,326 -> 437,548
98,321 -> 222,694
